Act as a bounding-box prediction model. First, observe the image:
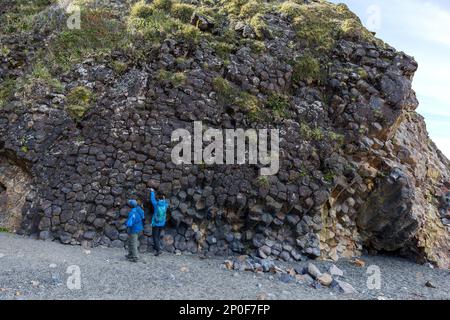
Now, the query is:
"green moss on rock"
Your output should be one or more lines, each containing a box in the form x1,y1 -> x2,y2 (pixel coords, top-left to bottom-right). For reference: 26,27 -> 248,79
66,86 -> 94,120
292,54 -> 323,85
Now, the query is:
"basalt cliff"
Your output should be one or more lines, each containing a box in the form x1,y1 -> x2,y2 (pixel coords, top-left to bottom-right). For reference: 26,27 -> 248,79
1,0 -> 449,267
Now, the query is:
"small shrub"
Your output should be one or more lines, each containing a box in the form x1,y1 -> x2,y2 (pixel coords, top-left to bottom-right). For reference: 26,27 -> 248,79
175,24 -> 201,45
257,176 -> 269,187
157,70 -> 187,87
249,14 -> 269,40
279,1 -> 303,17
0,227 -> 9,233
111,60 -> 128,74
213,77 -> 264,121
152,0 -> 173,12
249,40 -> 266,53
290,3 -> 342,52
311,128 -> 324,140
323,171 -> 335,183
357,67 -> 368,79
0,78 -> 17,108
236,92 -> 263,121
340,18 -> 373,42
0,45 -> 10,57
130,1 -> 154,19
292,54 -> 322,84
266,93 -> 289,117
171,3 -> 195,23
213,77 -> 235,105
329,131 -> 345,145
239,0 -> 261,18
222,0 -> 249,16
211,41 -> 236,59
300,122 -> 324,140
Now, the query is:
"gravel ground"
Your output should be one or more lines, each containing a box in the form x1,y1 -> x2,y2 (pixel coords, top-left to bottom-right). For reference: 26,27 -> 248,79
0,233 -> 449,300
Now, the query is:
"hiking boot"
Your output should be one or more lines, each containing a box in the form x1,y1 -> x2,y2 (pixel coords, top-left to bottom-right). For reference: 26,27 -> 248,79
127,256 -> 139,262
154,251 -> 161,257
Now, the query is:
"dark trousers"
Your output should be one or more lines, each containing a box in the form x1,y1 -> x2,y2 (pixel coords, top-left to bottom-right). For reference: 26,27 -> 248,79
152,226 -> 163,252
127,232 -> 140,259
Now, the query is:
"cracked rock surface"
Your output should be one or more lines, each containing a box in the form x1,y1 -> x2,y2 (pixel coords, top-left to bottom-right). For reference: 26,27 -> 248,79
0,0 -> 449,268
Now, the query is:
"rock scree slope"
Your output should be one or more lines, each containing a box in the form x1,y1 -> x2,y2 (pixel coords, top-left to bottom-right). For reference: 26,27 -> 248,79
0,0 -> 449,268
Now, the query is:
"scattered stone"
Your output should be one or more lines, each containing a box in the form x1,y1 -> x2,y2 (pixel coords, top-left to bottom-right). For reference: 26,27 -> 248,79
223,260 -> 233,270
30,280 -> 40,287
279,274 -> 295,284
425,281 -> 436,289
256,293 -> 267,300
190,13 -> 214,32
304,263 -> 322,279
0,0 -> 448,272
180,266 -> 189,272
329,264 -> 344,277
332,280 -> 356,294
317,273 -> 333,286
311,281 -> 323,290
352,259 -> 366,267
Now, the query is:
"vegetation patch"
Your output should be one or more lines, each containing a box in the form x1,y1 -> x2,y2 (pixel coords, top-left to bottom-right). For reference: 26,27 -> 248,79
266,93 -> 290,117
249,13 -> 270,40
213,77 -> 265,122
65,86 -> 94,120
156,70 -> 187,87
171,3 -> 196,23
213,77 -> 236,105
49,8 -> 128,72
0,0 -> 55,34
292,54 -> 323,85
0,78 -> 17,108
27,62 -> 63,92
281,1 -> 376,53
128,3 -> 201,47
256,176 -> 269,187
300,122 -> 324,141
0,227 -> 9,233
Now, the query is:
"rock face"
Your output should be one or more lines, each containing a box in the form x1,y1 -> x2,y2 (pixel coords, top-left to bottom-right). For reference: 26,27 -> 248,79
0,0 -> 449,267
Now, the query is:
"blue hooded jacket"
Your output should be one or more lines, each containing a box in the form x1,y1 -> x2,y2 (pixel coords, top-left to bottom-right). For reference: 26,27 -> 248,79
150,191 -> 169,227
126,199 -> 144,234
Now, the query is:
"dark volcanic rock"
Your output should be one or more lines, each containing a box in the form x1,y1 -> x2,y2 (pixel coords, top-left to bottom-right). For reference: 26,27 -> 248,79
0,0 -> 448,268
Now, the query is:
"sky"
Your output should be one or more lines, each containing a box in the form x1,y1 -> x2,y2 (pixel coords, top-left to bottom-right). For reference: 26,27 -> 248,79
329,0 -> 450,158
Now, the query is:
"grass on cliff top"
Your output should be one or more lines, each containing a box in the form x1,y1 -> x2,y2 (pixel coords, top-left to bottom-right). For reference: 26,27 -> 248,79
47,8 -> 129,72
0,0 -> 56,34
280,1 -> 378,52
128,0 -> 201,45
0,61 -> 63,107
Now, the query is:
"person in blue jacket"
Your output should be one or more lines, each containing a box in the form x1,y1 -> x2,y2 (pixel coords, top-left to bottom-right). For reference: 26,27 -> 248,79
150,188 -> 169,256
125,199 -> 144,262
